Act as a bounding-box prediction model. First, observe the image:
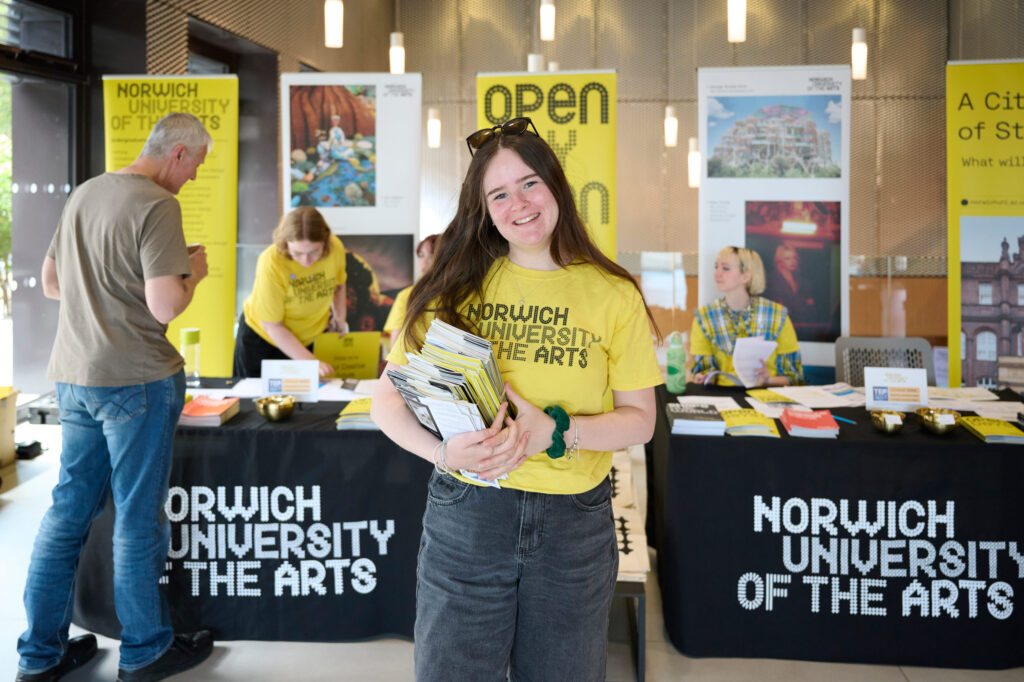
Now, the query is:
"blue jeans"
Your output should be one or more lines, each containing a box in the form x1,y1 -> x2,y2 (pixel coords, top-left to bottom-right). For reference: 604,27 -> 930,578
414,472 -> 618,682
17,372 -> 185,674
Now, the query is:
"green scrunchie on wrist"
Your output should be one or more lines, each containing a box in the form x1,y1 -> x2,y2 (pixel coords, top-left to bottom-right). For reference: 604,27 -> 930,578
544,405 -> 571,459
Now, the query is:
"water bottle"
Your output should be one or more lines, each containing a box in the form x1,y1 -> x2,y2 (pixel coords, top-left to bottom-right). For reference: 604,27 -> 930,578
180,327 -> 201,387
666,331 -> 687,394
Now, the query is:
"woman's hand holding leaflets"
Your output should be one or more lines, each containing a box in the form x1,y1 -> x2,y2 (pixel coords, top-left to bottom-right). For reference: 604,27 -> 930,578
445,402 -> 531,480
504,384 -> 558,457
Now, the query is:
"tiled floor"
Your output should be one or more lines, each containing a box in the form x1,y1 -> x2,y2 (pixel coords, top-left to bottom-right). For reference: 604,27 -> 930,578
3,422 -> 1024,681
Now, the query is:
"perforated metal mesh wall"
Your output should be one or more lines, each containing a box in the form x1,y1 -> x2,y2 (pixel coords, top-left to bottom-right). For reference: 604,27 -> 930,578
401,0 -> 1020,277
142,0 -> 1023,276
147,0 -> 391,75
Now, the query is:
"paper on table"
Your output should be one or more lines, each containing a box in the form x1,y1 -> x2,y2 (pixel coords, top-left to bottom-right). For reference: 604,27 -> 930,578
228,378 -> 265,398
317,379 -> 364,402
928,386 -> 1000,402
746,397 -> 811,420
676,395 -> 744,412
770,385 -> 864,409
732,337 -> 777,388
969,401 -> 1024,421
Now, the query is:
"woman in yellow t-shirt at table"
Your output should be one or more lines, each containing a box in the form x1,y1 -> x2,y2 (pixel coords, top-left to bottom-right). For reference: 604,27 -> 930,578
691,245 -> 804,387
382,233 -> 438,346
233,207 -> 347,378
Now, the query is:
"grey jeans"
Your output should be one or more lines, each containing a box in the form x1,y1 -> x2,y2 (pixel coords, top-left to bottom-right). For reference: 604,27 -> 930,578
414,471 -> 617,681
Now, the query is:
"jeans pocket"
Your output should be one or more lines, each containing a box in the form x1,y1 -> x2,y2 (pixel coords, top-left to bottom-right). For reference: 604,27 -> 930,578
570,478 -> 612,512
88,384 -> 148,423
426,470 -> 472,507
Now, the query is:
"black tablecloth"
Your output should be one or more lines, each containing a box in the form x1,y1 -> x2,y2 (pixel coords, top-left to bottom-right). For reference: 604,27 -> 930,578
651,384 -> 1024,669
72,400 -> 432,642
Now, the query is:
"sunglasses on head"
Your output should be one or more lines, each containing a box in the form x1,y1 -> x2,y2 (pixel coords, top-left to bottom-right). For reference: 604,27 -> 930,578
465,117 -> 539,155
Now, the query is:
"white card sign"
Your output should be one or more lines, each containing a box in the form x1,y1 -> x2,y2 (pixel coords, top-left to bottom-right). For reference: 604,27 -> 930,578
260,360 -> 319,403
863,367 -> 928,412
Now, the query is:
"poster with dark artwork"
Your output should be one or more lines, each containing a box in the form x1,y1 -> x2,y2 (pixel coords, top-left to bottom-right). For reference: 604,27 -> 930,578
340,234 -> 413,332
745,200 -> 841,343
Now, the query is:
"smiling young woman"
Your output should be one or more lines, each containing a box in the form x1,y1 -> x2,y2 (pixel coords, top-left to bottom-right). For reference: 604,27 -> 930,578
370,120 -> 663,681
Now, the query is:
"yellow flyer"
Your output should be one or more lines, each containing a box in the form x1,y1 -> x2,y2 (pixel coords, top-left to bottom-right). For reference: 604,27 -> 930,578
102,75 -> 239,377
946,61 -> 1024,387
314,331 -> 382,379
476,71 -> 617,258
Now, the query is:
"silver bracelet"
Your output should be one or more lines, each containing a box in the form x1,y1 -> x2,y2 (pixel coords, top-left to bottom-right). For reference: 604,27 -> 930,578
567,415 -> 580,461
432,440 -> 450,474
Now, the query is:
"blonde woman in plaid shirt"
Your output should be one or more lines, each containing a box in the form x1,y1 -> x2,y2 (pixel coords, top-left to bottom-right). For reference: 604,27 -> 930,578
691,246 -> 804,387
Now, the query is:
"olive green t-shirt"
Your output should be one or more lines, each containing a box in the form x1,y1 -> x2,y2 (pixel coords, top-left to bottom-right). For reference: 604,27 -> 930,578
46,173 -> 192,386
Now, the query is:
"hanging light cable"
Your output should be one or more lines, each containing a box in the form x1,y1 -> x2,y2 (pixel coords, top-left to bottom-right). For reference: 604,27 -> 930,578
324,0 -> 344,48
664,106 -> 679,148
727,0 -> 746,43
851,28 -> 867,80
540,0 -> 555,42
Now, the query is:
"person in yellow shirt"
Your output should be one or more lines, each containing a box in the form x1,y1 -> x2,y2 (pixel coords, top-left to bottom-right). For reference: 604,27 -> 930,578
370,118 -> 662,681
233,207 -> 347,378
691,245 -> 803,386
382,234 -> 438,345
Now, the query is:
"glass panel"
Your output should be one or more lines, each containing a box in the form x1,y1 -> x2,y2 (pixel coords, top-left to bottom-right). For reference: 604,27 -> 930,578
0,1 -> 71,58
7,72 -> 72,395
976,331 -> 997,362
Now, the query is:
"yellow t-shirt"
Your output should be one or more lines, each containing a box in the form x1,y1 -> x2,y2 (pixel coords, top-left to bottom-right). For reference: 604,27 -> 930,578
388,257 -> 663,495
243,234 -> 347,347
383,285 -> 412,335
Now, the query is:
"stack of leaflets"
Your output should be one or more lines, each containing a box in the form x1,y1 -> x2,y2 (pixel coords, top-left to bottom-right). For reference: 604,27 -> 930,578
719,408 -> 780,437
779,408 -> 839,438
960,416 -> 1024,444
335,398 -> 378,430
387,319 -> 513,487
179,396 -> 240,427
665,402 -> 726,436
387,319 -> 512,439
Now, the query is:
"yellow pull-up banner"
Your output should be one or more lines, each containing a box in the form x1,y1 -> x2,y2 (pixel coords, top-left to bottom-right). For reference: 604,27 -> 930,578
476,70 -> 617,258
103,75 -> 239,378
946,61 -> 1024,388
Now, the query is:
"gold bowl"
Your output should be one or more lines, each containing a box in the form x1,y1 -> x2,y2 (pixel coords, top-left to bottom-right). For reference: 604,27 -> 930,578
255,394 -> 296,422
916,407 -> 961,435
870,410 -> 905,434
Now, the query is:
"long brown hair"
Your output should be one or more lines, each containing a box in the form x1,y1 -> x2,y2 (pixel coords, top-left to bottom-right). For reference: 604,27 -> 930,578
401,128 -> 659,349
273,207 -> 333,258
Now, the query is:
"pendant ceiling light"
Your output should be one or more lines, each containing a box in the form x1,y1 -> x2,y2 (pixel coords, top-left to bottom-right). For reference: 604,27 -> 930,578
687,138 -> 701,188
540,0 -> 555,42
727,0 -> 746,43
390,32 -> 405,74
852,28 -> 868,80
664,106 -> 679,148
427,108 -> 441,149
324,1 -> 343,48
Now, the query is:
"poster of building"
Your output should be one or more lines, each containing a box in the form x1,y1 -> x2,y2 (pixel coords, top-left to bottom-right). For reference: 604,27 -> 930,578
946,60 -> 1024,388
475,70 -> 617,258
698,66 -> 850,366
280,73 -> 421,236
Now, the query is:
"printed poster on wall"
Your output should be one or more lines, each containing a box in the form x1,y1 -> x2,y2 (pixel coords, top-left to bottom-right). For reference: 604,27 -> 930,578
475,70 -> 617,258
697,66 -> 850,367
281,73 -> 421,334
103,75 -> 239,377
946,60 -> 1024,389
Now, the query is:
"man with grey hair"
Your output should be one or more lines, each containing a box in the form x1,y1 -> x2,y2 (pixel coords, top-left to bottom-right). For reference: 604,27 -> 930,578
17,112 -> 215,682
